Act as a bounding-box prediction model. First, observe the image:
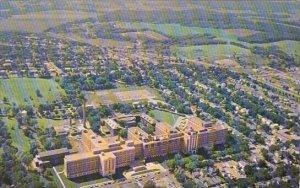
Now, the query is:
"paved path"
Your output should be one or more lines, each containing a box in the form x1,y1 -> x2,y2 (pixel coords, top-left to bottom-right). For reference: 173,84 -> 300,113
53,167 -> 66,188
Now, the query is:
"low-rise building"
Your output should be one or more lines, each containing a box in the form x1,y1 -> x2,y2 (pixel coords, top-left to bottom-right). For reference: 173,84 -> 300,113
35,148 -> 77,168
140,113 -> 156,126
215,160 -> 246,181
103,119 -> 120,136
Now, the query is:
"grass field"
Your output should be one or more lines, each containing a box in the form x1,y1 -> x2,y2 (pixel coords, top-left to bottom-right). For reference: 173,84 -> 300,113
149,110 -> 181,125
0,78 -> 66,106
172,44 -> 252,61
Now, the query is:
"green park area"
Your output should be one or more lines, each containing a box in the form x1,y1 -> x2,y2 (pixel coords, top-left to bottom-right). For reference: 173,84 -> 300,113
4,118 -> 63,156
0,78 -> 66,107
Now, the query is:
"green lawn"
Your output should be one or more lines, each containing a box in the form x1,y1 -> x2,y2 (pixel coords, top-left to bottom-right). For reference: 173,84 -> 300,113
149,110 -> 181,125
37,118 -> 63,129
171,44 -> 252,61
0,78 -> 66,107
6,119 -> 31,153
55,168 -> 110,188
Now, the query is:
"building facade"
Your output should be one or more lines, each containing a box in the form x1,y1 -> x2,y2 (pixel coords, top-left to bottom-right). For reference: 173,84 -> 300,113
174,117 -> 227,153
64,116 -> 227,178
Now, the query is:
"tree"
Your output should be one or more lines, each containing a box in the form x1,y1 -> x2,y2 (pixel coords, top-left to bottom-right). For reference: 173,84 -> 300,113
174,153 -> 183,167
36,89 -> 42,97
275,164 -> 285,177
118,129 -> 126,138
269,144 -> 280,153
144,180 -> 156,188
91,121 -> 100,132
21,153 -> 33,165
257,159 -> 267,168
166,159 -> 176,172
244,164 -> 253,176
174,169 -> 185,183
183,179 -> 196,188
260,148 -> 269,160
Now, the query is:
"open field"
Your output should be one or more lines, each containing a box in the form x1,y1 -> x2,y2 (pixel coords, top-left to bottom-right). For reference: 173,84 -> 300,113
0,78 -> 66,106
48,32 -> 133,48
149,110 -> 181,125
118,22 -> 257,40
0,10 -> 97,32
85,87 -> 161,106
120,31 -> 169,41
172,44 -> 252,61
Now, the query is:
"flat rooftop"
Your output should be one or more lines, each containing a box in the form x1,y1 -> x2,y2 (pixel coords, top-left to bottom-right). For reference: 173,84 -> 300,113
39,148 -> 69,158
174,116 -> 226,133
65,152 -> 96,161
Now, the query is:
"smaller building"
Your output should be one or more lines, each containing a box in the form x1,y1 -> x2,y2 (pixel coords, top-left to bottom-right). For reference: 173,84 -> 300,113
276,129 -> 300,146
103,119 -> 120,136
34,148 -> 76,168
140,113 -> 156,126
123,162 -> 168,180
215,160 -> 246,181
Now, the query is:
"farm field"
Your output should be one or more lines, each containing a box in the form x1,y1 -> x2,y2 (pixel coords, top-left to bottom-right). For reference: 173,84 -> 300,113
149,110 -> 181,125
0,78 -> 66,106
171,44 -> 252,61
85,86 -> 161,106
119,22 -> 256,40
